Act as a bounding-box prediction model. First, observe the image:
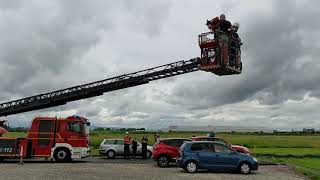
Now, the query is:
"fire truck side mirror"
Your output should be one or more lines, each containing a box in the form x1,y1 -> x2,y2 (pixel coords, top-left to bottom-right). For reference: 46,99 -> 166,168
86,122 -> 91,126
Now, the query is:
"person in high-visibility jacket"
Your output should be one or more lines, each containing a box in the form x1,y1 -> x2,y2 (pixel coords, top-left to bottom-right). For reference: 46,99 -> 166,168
124,132 -> 131,159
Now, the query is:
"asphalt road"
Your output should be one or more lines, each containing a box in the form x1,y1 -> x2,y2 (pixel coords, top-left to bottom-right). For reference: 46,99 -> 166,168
0,157 -> 308,180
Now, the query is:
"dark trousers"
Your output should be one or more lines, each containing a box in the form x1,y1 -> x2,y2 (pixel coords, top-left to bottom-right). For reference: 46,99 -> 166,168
141,143 -> 147,159
124,144 -> 130,159
132,147 -> 137,159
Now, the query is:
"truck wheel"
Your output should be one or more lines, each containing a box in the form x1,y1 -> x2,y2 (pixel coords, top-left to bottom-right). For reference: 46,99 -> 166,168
54,148 -> 71,162
157,155 -> 169,167
106,150 -> 116,159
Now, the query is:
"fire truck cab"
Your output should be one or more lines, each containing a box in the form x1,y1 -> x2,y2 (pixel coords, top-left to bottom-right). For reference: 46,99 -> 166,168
198,31 -> 242,76
0,115 -> 90,162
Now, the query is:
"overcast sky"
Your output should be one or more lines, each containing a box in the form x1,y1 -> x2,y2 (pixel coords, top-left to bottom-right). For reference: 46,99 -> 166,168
0,0 -> 319,130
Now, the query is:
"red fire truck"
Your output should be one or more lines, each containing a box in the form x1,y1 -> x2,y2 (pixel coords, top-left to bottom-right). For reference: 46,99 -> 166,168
0,115 -> 90,162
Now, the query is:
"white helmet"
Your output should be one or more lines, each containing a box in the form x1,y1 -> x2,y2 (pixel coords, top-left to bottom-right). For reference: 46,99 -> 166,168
233,22 -> 240,29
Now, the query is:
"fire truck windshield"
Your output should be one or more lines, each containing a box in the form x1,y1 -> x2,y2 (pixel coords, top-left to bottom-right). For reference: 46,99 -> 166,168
67,121 -> 85,134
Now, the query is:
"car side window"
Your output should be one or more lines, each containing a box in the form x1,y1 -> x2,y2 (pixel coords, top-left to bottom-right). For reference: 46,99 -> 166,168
199,138 -> 214,141
164,139 -> 190,147
202,143 -> 213,152
104,140 -> 116,144
163,140 -> 172,146
115,140 -> 124,145
214,144 -> 232,154
164,139 -> 178,146
191,143 -> 202,151
177,139 -> 187,147
191,143 -> 213,152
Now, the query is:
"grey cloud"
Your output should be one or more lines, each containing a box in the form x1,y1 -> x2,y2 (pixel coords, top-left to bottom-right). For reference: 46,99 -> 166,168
1,0 -> 319,130
166,0 -> 320,108
125,0 -> 172,37
0,0 -> 172,100
0,1 -> 111,100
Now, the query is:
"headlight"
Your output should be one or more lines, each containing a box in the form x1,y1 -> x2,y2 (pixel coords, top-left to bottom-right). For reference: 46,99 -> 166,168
252,157 -> 258,162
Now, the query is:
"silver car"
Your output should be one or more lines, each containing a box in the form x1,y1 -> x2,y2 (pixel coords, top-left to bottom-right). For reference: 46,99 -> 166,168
99,139 -> 153,159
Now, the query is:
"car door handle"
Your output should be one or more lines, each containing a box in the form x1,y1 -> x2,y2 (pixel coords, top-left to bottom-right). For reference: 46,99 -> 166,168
216,154 -> 219,157
196,153 -> 200,156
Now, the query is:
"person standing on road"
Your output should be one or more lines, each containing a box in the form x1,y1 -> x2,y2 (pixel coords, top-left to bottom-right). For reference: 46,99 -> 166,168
141,134 -> 148,159
124,132 -> 130,159
131,138 -> 138,159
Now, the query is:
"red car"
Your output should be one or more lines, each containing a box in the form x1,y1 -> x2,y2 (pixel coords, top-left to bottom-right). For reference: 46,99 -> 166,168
152,138 -> 191,167
191,136 -> 250,154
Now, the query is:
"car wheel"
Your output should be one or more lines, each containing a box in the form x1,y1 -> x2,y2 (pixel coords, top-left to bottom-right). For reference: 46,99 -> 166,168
106,150 -> 116,159
185,160 -> 198,173
157,155 -> 169,167
54,148 -> 71,162
239,162 -> 251,174
146,150 -> 152,159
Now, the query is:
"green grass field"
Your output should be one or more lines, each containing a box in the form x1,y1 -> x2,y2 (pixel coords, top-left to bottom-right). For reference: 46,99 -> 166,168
3,131 -> 320,179
252,148 -> 320,155
4,131 -> 320,154
258,157 -> 320,180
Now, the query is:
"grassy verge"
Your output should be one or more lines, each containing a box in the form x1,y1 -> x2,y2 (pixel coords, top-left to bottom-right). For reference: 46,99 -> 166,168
258,156 -> 320,180
88,131 -> 320,148
252,148 -> 320,156
2,132 -> 26,138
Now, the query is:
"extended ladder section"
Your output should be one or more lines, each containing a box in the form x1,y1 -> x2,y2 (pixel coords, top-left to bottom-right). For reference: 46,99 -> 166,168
0,58 -> 201,116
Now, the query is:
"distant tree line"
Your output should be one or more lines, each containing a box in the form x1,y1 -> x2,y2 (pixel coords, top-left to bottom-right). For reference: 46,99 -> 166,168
228,131 -> 320,136
93,127 -> 146,131
7,127 -> 29,132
